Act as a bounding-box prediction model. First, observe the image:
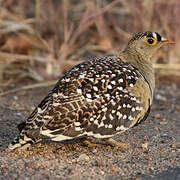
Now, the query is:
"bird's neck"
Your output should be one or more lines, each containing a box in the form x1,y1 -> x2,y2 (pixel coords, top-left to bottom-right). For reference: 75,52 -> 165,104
119,50 -> 155,94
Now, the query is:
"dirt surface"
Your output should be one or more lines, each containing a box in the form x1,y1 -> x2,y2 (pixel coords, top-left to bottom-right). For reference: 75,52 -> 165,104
0,76 -> 180,180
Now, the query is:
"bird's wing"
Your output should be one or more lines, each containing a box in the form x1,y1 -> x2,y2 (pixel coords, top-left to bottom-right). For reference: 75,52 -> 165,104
23,57 -> 151,140
23,57 -> 116,137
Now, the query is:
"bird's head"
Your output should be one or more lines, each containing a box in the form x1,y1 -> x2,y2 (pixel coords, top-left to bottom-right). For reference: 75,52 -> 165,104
124,31 -> 175,60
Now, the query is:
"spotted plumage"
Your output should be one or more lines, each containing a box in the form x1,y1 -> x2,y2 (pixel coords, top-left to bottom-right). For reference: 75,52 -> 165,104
9,31 -> 174,150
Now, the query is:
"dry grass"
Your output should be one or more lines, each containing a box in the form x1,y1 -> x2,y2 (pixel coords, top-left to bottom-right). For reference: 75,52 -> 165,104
0,0 -> 179,93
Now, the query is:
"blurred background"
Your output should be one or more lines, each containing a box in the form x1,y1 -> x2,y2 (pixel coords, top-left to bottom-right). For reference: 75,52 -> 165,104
0,0 -> 179,94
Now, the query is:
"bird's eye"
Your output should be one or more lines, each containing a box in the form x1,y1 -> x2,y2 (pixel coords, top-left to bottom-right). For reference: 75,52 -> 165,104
147,38 -> 154,44
145,38 -> 157,46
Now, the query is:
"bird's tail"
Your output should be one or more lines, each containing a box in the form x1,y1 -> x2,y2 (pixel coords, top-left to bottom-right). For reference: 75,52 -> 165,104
8,132 -> 37,150
9,107 -> 44,150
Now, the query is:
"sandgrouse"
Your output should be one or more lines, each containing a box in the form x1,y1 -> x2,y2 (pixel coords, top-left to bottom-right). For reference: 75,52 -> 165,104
9,31 -> 174,150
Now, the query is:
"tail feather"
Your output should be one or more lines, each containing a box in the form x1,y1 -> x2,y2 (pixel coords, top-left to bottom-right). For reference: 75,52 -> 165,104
8,133 -> 37,150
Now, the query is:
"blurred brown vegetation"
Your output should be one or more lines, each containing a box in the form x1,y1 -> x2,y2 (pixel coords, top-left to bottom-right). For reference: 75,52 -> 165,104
0,0 -> 180,93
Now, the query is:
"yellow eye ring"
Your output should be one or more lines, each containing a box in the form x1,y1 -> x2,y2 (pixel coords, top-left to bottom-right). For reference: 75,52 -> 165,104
145,37 -> 157,46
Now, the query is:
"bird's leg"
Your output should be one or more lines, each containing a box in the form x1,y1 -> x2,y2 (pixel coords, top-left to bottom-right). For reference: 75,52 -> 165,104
103,138 -> 130,149
80,138 -> 101,148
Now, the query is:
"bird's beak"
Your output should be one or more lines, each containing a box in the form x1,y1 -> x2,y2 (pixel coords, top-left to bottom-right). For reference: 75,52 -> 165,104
161,37 -> 175,45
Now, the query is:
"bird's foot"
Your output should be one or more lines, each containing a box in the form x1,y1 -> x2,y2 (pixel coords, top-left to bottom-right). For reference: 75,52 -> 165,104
104,138 -> 130,149
80,139 -> 101,148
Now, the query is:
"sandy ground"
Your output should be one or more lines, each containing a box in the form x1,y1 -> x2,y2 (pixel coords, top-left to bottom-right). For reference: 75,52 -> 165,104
0,76 -> 180,180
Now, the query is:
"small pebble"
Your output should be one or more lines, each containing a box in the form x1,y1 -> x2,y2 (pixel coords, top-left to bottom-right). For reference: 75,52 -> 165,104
13,96 -> 18,100
160,133 -> 169,137
142,142 -> 149,149
100,170 -> 105,175
77,154 -> 90,162
159,121 -> 167,125
16,112 -> 22,116
155,94 -> 167,102
170,144 -> 176,148
154,114 -> 161,119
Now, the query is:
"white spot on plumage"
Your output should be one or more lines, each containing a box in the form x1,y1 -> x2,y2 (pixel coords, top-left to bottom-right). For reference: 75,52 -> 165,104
102,107 -> 107,112
108,84 -> 112,89
117,112 -> 122,119
94,120 -> 99,125
86,93 -> 92,98
116,126 -> 120,131
74,122 -> 81,126
75,127 -> 82,131
105,94 -> 110,98
128,115 -> 134,121
108,124 -> 113,128
123,115 -> 127,119
123,89 -> 128,93
132,107 -> 135,112
129,83 -> 134,87
86,98 -> 93,102
118,87 -> 123,91
105,124 -> 108,128
79,73 -> 86,78
101,79 -> 106,83
136,99 -> 140,103
131,97 -> 137,101
111,81 -> 116,85
99,121 -> 104,127
71,67 -> 79,72
44,115 -> 51,119
110,114 -> 114,120
111,100 -> 116,106
93,86 -> 98,91
136,106 -> 143,111
77,89 -> 82,94
65,78 -> 70,82
95,94 -> 100,98
52,93 -> 58,97
89,78 -> 94,82
116,125 -> 128,131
